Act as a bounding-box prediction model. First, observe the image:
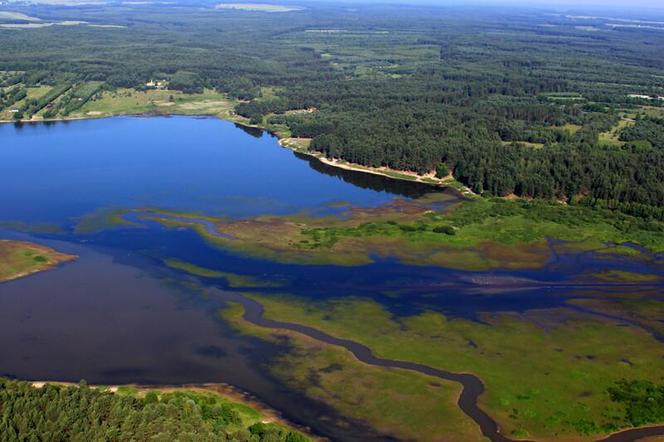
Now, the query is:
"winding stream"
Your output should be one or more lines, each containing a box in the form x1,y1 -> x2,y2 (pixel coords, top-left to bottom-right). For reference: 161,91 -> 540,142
214,291 -> 664,442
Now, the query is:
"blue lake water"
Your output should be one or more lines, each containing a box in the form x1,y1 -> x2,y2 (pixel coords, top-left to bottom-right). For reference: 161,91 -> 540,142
1,116 -> 663,440
0,116 -> 423,223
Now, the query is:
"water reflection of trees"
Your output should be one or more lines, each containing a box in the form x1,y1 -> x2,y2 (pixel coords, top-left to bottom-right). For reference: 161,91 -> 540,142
294,151 -> 443,199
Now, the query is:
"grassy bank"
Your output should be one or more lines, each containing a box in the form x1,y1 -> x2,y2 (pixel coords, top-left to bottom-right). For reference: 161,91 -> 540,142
0,240 -> 76,282
220,303 -> 483,442
244,293 -> 664,440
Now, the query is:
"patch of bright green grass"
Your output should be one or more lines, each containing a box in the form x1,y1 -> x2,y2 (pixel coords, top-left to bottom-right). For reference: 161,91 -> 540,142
76,88 -> 239,121
598,118 -> 634,146
302,198 -> 664,252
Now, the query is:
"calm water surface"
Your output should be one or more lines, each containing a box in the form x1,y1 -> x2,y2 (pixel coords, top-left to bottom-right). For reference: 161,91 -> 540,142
1,117 -> 663,440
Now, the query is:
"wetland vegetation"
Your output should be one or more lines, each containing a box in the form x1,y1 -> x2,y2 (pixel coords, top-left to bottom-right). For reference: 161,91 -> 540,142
135,196 -> 664,270
1,0 -> 664,441
0,240 -> 75,283
224,293 -> 664,439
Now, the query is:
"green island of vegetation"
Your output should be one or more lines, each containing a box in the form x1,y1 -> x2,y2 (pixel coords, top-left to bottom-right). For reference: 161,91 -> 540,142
0,240 -> 76,283
133,196 -> 664,271
0,378 -> 310,442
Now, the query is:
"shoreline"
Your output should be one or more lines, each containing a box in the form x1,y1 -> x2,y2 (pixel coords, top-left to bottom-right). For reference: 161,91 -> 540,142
0,108 -> 475,197
277,137 -> 476,197
27,380 -> 321,440
0,240 -> 77,283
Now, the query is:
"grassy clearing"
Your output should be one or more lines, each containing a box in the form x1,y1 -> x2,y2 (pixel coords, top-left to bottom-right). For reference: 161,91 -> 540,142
501,140 -> 545,149
540,92 -> 585,103
279,137 -> 311,151
248,294 -> 664,439
0,240 -> 76,282
220,303 -> 482,442
75,88 -> 239,121
598,118 -> 634,146
560,123 -> 582,134
283,29 -> 439,77
641,106 -> 664,118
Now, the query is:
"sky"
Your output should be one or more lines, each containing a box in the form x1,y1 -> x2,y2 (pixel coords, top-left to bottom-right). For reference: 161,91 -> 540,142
4,0 -> 664,13
370,0 -> 664,11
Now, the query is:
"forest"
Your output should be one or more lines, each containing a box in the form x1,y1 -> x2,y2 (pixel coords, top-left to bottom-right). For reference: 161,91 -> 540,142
0,1 -> 663,209
0,378 -> 309,442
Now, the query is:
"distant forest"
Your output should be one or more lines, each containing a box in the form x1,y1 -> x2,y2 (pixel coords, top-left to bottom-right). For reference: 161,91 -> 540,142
1,1 -> 663,208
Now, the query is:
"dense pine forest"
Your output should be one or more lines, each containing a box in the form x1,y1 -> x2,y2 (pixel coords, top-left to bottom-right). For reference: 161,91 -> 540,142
1,1 -> 663,208
0,378 -> 308,442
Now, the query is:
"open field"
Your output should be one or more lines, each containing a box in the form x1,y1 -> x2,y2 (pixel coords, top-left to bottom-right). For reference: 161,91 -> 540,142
0,240 -> 76,283
75,88 -> 239,120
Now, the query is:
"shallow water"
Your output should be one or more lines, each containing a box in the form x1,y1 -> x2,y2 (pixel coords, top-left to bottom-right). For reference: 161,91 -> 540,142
1,116 -> 663,440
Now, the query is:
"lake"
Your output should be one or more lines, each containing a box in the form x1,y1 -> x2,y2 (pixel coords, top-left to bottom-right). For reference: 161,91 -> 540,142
1,116 -> 663,440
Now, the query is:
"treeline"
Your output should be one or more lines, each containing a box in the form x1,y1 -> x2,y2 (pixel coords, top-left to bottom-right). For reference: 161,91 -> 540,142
275,96 -> 662,205
2,2 -> 664,207
608,379 -> 664,427
0,378 -> 309,442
